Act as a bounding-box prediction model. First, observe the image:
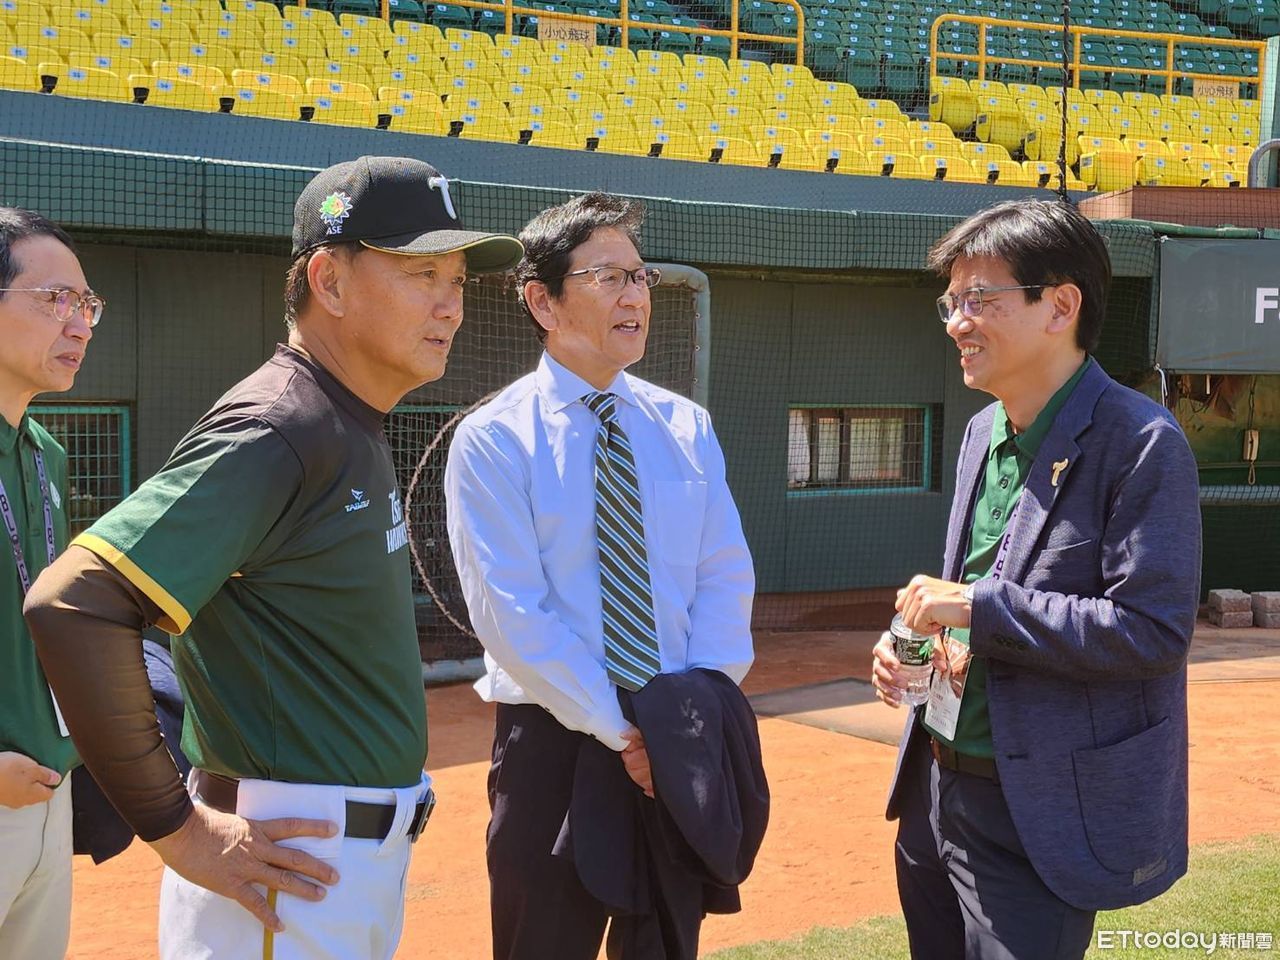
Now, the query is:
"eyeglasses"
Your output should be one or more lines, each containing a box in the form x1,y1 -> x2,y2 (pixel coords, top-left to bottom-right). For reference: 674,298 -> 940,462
0,287 -> 105,327
935,284 -> 1046,324
553,265 -> 661,291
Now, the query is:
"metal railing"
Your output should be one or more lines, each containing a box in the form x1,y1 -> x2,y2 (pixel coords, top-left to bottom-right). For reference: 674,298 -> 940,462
929,14 -> 1266,96
293,0 -> 806,64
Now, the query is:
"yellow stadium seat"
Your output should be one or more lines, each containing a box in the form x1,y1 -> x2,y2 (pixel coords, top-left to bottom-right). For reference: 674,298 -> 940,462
283,4 -> 337,30
683,53 -> 728,77
660,97 -> 713,129
1135,156 -> 1201,186
264,23 -> 325,56
1214,143 -> 1243,165
703,135 -> 760,166
552,86 -> 607,118
441,73 -> 493,104
862,98 -> 904,120
14,22 -> 92,54
1083,88 -> 1122,111
170,41 -> 239,80
859,133 -> 907,155
1204,166 -> 1240,188
806,127 -> 857,153
135,72 -> 217,109
771,61 -> 814,84
1126,137 -> 1171,160
940,157 -> 983,182
859,115 -> 908,140
915,120 -> 956,140
135,0 -> 206,24
200,16 -> 262,49
727,56 -> 770,84
43,61 -> 131,100
307,94 -> 372,127
388,31 -> 439,61
226,84 -> 298,119
392,19 -> 443,44
1021,160 -> 1085,190
338,13 -> 392,48
152,59 -> 224,89
510,101 -> 573,129
226,0 -> 281,22
306,58 -> 374,88
233,68 -> 302,97
50,6 -> 125,37
305,76 -> 373,103
457,112 -> 516,142
544,43 -> 591,73
654,133 -> 710,163
975,97 -> 1024,151
502,78 -> 549,107
963,141 -> 1012,164
635,49 -> 680,71
328,41 -> 387,72
379,98 -> 445,134
770,146 -> 829,173
1078,144 -> 1135,192
378,84 -> 439,105
880,153 -> 925,179
94,33 -> 164,65
0,54 -> 38,91
443,52 -> 503,85
929,76 -> 977,132
587,123 -> 648,156
6,43 -> 62,67
813,80 -> 860,115
525,119 -> 582,149
914,137 -> 965,161
125,15 -> 194,47
70,50 -> 144,76
988,159 -> 1031,185
241,49 -> 306,81
833,150 -> 882,176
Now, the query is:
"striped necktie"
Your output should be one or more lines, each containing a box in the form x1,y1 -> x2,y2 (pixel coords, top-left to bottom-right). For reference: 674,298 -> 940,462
584,391 -> 661,692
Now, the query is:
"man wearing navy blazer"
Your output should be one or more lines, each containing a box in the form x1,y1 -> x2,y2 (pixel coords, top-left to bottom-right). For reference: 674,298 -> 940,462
873,198 -> 1201,959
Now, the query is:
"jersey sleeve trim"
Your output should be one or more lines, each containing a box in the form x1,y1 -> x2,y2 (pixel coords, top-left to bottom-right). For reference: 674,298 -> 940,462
73,532 -> 192,635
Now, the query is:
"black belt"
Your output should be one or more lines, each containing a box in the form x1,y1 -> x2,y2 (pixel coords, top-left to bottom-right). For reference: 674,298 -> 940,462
930,738 -> 1000,783
191,769 -> 434,843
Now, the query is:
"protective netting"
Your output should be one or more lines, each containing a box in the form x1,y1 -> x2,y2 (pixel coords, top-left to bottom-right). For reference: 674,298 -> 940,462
2,0 -> 1277,655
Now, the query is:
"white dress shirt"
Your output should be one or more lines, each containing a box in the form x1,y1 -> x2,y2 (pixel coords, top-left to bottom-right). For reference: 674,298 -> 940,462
444,352 -> 756,751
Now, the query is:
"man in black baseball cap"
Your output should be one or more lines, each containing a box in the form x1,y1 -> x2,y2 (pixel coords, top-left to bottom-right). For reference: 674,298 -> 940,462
24,157 -> 521,959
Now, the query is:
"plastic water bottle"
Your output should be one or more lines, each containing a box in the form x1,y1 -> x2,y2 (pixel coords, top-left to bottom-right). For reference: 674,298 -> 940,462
890,613 -> 935,707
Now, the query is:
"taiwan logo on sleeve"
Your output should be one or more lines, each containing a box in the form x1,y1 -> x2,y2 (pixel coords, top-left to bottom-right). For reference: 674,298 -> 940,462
345,488 -> 370,513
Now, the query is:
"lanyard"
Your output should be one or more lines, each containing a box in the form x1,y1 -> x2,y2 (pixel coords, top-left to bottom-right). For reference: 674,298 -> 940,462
0,449 -> 55,595
988,492 -> 1023,583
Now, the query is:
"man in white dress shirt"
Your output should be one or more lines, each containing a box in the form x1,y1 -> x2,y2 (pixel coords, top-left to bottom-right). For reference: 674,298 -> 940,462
444,192 -> 756,959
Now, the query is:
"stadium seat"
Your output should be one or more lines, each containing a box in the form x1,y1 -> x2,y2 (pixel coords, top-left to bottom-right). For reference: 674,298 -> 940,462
233,68 -> 304,97
306,76 -> 374,102
1136,155 -> 1202,185
457,112 -> 516,142
42,61 -> 132,100
94,33 -> 166,67
525,118 -> 582,148
307,93 -> 374,126
379,98 -> 446,133
135,73 -> 218,110
71,51 -> 146,77
0,53 -> 38,92
1078,143 -> 1136,191
929,76 -> 978,130
153,59 -> 227,90
704,134 -> 761,166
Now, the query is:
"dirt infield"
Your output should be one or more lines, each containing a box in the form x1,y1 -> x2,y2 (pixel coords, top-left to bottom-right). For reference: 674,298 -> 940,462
66,628 -> 1280,959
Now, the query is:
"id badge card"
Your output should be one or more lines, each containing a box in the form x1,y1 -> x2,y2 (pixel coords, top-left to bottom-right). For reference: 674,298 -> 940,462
49,686 -> 70,738
923,630 -> 973,741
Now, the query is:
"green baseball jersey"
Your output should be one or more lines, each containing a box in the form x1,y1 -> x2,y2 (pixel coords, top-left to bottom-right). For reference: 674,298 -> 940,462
77,346 -> 426,787
1,413 -> 78,774
926,357 -> 1092,758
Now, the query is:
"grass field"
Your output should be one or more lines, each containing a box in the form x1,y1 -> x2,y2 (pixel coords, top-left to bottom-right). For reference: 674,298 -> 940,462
708,834 -> 1280,959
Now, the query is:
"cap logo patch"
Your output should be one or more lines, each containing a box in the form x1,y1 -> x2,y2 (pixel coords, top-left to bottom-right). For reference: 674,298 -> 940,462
319,191 -> 354,235
427,175 -> 457,221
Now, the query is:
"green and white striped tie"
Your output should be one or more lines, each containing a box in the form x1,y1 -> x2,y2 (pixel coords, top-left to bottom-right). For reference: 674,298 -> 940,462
584,391 -> 661,692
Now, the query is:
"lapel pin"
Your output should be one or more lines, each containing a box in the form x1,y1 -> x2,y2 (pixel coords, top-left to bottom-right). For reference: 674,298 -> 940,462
1051,458 -> 1069,487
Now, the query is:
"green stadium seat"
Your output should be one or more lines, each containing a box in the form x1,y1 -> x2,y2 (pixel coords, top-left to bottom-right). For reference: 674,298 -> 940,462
386,0 -> 428,22
428,3 -> 473,29
843,45 -> 879,90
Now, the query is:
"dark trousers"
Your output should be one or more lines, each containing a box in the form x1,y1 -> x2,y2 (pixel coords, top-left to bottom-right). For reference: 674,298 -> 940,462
895,733 -> 1097,960
487,703 -> 611,960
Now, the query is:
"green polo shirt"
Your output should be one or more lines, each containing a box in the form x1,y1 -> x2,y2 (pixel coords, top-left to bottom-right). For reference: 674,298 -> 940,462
77,346 -> 427,788
925,357 -> 1093,759
1,413 -> 79,775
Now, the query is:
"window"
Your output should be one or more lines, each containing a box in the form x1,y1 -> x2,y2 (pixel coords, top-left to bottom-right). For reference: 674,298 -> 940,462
787,405 -> 930,493
28,404 -> 132,537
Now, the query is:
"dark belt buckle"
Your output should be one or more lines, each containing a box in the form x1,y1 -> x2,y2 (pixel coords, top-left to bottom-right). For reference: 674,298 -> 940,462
409,788 -> 436,844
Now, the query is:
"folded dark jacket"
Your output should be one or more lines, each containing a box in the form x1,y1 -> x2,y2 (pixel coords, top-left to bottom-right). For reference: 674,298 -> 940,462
555,668 -> 770,959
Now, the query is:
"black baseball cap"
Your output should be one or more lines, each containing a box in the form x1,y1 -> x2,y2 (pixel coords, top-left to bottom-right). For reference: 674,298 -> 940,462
291,156 -> 524,273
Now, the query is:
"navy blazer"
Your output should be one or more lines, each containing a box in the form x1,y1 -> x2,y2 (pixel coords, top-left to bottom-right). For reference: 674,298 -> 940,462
886,360 -> 1202,912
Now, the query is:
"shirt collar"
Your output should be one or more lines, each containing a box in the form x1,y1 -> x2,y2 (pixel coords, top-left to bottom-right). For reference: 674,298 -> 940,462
536,352 -> 639,414
991,356 -> 1094,460
0,412 -> 44,456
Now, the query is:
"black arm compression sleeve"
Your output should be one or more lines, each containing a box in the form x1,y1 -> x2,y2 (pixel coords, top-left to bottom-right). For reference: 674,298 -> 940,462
24,545 -> 194,841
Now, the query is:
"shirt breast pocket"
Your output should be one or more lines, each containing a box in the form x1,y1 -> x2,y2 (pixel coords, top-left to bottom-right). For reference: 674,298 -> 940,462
651,480 -> 707,567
